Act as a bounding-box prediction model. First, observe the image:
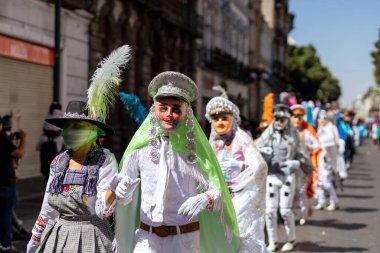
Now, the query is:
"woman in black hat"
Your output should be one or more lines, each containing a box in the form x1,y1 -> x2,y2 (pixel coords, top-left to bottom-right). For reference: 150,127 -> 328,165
26,44 -> 132,253
26,101 -> 121,253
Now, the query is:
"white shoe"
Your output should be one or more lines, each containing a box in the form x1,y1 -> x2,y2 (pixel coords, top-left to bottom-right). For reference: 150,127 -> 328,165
267,241 -> 278,252
281,241 -> 295,252
326,203 -> 337,211
313,203 -> 324,210
299,218 -> 306,225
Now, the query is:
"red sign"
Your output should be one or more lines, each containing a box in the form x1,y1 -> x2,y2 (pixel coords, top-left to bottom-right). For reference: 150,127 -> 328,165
0,35 -> 54,66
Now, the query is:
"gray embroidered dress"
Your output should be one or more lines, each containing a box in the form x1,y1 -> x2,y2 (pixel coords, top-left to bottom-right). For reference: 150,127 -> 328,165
31,147 -> 118,253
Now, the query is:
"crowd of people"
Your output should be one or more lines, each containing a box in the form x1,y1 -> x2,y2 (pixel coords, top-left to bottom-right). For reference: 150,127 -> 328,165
0,44 -> 369,253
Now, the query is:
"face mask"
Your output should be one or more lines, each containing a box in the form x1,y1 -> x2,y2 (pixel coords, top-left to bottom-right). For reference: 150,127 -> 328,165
274,118 -> 289,131
62,129 -> 98,151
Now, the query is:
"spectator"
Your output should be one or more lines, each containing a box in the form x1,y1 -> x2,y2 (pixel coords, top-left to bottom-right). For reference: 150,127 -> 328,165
0,115 -> 26,253
36,102 -> 64,182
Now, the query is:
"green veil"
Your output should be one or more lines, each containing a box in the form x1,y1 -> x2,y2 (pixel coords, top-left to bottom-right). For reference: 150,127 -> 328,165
115,113 -> 240,253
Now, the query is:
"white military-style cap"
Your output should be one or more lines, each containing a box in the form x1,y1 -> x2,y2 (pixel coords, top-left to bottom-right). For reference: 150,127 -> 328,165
148,71 -> 198,103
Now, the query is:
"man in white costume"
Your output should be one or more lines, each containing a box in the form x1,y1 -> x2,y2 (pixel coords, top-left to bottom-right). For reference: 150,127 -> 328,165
206,96 -> 268,253
315,110 -> 340,211
114,72 -> 241,253
256,105 -> 313,252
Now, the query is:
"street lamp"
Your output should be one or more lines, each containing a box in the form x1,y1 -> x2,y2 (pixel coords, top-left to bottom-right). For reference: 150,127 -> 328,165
251,68 -> 269,121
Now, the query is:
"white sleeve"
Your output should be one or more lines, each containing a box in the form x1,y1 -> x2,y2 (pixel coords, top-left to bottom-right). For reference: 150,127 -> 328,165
95,149 -> 119,219
31,161 -> 59,239
305,131 -> 321,154
117,149 -> 141,205
242,140 -> 268,199
333,125 -> 340,145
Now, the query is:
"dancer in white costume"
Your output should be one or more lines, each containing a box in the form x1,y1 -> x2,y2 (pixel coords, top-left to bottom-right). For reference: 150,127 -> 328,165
115,72 -> 242,253
256,105 -> 313,252
206,96 -> 268,253
315,110 -> 340,211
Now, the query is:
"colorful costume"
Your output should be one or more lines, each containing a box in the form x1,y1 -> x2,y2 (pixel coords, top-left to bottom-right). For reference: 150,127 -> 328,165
290,104 -> 321,223
26,45 -> 131,253
31,145 -> 118,252
115,72 -> 240,253
206,96 -> 268,253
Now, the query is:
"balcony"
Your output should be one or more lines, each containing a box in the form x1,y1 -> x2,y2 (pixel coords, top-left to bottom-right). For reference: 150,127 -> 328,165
200,47 -> 253,83
162,0 -> 203,37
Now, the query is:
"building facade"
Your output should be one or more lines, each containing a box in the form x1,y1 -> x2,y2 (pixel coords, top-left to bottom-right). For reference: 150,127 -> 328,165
0,0 -> 292,178
196,0 -> 253,120
0,0 -> 92,177
89,0 -> 201,159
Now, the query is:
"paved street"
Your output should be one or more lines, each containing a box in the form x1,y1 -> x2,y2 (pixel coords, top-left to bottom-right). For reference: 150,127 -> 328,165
12,140 -> 380,252
290,140 -> 380,252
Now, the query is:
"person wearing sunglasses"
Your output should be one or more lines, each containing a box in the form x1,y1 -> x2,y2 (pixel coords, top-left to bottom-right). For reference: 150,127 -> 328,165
256,104 -> 313,252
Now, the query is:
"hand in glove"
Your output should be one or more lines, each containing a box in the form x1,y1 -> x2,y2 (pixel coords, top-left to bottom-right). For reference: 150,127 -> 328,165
26,239 -> 40,253
258,147 -> 273,161
178,194 -> 209,221
115,174 -> 140,203
219,159 -> 244,177
280,160 -> 300,175
259,147 -> 273,156
229,167 -> 255,192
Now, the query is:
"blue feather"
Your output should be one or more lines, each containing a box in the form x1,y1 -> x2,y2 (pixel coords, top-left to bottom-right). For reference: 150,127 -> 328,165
119,92 -> 148,124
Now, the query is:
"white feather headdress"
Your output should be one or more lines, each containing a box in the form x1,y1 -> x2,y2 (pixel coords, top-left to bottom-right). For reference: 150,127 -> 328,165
86,45 -> 132,122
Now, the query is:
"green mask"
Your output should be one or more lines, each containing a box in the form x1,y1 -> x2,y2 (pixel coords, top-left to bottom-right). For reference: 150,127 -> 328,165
62,128 -> 98,151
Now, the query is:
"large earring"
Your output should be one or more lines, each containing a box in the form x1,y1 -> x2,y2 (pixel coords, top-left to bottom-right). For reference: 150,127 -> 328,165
149,105 -> 160,162
185,107 -> 197,164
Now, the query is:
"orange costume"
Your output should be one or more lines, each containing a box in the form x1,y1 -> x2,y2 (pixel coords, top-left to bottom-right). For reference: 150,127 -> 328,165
298,121 -> 323,197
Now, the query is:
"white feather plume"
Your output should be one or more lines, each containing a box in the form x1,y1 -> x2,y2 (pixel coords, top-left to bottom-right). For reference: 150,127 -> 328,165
87,45 -> 132,122
212,85 -> 228,99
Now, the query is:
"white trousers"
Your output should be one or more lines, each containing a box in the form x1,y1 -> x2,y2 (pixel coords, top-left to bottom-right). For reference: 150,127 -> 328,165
133,229 -> 200,253
295,170 -> 309,219
265,174 -> 296,243
317,148 -> 339,206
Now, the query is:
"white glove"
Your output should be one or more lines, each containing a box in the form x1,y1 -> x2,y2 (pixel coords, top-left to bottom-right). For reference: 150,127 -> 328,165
258,147 -> 273,162
26,239 -> 40,253
115,174 -> 140,202
229,167 -> 255,192
280,160 -> 300,175
108,173 -> 122,192
219,159 -> 244,176
259,147 -> 273,156
178,194 -> 208,221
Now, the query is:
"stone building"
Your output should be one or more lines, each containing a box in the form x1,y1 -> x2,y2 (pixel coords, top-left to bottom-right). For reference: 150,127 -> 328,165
260,0 -> 293,100
0,0 -> 293,178
195,0 -> 253,121
195,0 -> 293,122
89,0 -> 202,159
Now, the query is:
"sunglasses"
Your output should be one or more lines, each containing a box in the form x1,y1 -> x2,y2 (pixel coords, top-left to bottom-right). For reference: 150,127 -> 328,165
292,114 -> 304,119
274,117 -> 288,123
